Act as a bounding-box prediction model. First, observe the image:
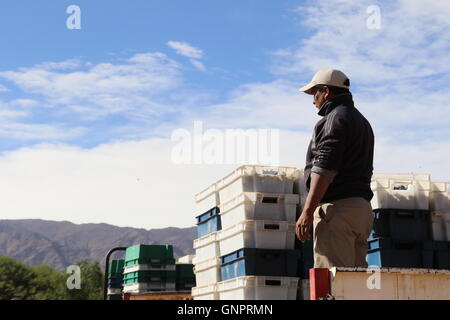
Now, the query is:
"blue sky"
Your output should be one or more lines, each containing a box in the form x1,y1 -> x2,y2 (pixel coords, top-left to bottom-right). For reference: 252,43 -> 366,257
0,0 -> 306,150
0,0 -> 449,229
0,0 -> 299,73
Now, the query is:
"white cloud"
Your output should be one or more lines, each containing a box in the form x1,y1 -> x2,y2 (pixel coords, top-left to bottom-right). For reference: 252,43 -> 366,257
0,140 -> 234,228
36,58 -> 83,71
11,99 -> 40,108
0,100 -> 29,120
0,131 -> 447,230
274,0 -> 450,88
190,59 -> 207,72
167,41 -> 203,59
0,123 -> 86,141
199,80 -> 317,130
0,84 -> 9,92
0,52 -> 182,118
1,52 -> 180,101
0,110 -> 27,120
0,130 -> 311,229
265,0 -> 450,144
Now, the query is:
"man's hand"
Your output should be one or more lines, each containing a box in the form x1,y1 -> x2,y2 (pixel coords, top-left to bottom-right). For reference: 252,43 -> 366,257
296,209 -> 314,242
296,172 -> 332,242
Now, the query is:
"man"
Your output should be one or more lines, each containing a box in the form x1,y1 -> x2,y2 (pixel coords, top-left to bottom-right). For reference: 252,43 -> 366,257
296,68 -> 375,269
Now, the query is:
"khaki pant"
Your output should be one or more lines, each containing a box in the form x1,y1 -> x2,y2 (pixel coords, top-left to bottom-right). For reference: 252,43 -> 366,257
313,197 -> 374,269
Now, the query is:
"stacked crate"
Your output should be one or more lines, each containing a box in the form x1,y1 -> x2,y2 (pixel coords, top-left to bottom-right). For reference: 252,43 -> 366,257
291,168 -> 314,300
428,180 -> 450,269
192,165 -> 303,300
293,169 -> 314,279
367,174 -> 450,269
430,182 -> 450,240
122,244 -> 177,294
107,259 -> 124,300
176,264 -> 196,291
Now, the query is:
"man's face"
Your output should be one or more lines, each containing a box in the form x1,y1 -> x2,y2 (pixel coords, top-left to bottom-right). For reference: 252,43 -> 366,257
312,86 -> 328,110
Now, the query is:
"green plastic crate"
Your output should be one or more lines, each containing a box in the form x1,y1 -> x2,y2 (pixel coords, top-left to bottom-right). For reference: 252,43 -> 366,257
107,294 -> 122,301
123,270 -> 177,282
125,245 -> 174,266
108,273 -> 124,280
124,258 -> 176,267
108,259 -> 125,276
176,281 -> 195,291
123,276 -> 177,285
175,264 -> 195,280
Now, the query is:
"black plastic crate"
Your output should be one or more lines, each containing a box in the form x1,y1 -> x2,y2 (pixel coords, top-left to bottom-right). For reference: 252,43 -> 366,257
294,230 -> 314,279
196,207 -> 221,238
296,242 -> 313,279
367,238 -> 432,268
176,279 -> 196,291
220,248 -> 300,281
423,241 -> 450,270
370,209 -> 431,241
435,250 -> 450,270
107,278 -> 123,289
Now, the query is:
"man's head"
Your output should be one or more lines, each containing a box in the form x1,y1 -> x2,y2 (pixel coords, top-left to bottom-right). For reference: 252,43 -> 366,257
299,69 -> 351,109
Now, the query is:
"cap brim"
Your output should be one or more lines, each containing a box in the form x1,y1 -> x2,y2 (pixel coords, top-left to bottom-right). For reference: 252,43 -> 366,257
298,82 -> 316,95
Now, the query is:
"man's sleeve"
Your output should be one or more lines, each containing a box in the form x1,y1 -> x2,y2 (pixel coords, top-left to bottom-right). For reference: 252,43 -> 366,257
312,111 -> 348,183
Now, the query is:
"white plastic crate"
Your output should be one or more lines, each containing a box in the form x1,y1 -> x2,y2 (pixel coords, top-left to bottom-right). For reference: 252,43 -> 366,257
217,276 -> 299,300
107,288 -> 122,295
219,192 -> 299,228
370,179 -> 431,210
293,169 -> 308,211
192,284 -> 219,300
122,282 -> 176,293
193,257 -> 221,287
430,182 -> 450,213
195,166 -> 297,207
177,255 -> 195,264
123,264 -> 176,274
195,191 -> 220,217
217,220 -> 295,256
372,173 -> 431,181
217,166 -> 297,204
431,212 -> 450,241
193,232 -> 220,262
297,279 -> 310,300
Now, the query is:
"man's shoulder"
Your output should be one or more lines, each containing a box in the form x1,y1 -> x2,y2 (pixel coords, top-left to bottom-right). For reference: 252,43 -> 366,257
325,105 -> 352,124
330,103 -> 366,121
331,103 -> 353,115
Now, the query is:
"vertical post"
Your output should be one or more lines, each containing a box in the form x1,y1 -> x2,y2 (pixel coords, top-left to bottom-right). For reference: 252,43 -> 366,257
104,247 -> 127,300
309,268 -> 331,300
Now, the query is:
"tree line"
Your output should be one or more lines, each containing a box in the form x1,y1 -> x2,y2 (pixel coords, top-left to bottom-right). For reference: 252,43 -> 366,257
0,255 -> 104,300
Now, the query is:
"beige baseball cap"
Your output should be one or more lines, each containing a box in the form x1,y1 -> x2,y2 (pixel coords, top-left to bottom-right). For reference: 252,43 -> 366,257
299,68 -> 350,95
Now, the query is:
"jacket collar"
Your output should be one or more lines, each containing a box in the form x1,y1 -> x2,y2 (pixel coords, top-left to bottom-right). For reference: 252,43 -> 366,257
318,93 -> 354,117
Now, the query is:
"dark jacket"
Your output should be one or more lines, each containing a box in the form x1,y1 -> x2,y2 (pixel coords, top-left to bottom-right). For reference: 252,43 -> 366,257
304,93 -> 374,203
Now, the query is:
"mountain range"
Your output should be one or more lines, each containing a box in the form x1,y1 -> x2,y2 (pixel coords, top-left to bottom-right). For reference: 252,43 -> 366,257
0,219 -> 196,270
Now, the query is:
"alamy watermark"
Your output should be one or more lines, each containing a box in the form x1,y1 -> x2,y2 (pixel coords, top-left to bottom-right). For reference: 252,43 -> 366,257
171,121 -> 280,166
67,5 -> 81,30
366,5 -> 382,30
66,265 -> 81,290
366,266 -> 381,290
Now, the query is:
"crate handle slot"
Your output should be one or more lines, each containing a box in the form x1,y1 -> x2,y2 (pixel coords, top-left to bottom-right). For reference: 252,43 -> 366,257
395,241 -> 416,250
265,280 -> 281,286
392,184 -> 409,190
262,168 -> 279,175
264,224 -> 280,230
262,197 -> 279,204
395,211 -> 414,217
261,253 -> 280,260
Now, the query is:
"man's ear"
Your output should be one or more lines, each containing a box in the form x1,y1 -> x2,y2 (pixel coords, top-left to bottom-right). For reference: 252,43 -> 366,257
324,86 -> 332,99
